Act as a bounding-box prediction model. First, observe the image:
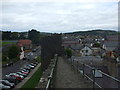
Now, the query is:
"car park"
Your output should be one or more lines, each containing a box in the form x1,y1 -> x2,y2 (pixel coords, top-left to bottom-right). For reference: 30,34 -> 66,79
0,80 -> 15,88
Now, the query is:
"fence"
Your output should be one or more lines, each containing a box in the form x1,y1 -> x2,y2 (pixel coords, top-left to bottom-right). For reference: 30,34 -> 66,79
68,57 -> 120,90
46,54 -> 58,90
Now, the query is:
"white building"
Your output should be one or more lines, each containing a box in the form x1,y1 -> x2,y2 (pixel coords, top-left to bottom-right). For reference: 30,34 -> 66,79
80,46 -> 92,56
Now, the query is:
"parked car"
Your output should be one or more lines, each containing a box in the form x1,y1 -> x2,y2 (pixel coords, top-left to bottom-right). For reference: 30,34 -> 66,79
20,70 -> 29,75
16,72 -> 27,77
9,73 -> 24,78
23,57 -> 27,60
20,68 -> 30,72
5,74 -> 24,81
32,49 -> 36,52
26,64 -> 35,69
24,66 -> 32,70
30,63 -> 37,66
0,80 -> 15,88
34,62 -> 39,65
20,69 -> 29,74
0,83 -> 11,90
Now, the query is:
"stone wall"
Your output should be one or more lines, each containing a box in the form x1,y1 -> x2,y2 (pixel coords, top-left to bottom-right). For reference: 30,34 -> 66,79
41,34 -> 63,71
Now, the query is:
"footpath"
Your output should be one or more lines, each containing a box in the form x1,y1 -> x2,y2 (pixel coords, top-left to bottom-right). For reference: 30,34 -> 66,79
55,57 -> 92,88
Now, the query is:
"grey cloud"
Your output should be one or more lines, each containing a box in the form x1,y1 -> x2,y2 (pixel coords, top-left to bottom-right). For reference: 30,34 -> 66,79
1,1 -> 118,32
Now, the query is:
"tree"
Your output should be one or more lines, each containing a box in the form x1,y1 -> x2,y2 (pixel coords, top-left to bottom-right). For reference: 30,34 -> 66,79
28,29 -> 40,45
92,43 -> 101,47
11,32 -> 19,40
8,45 -> 20,59
65,48 -> 72,58
2,31 -> 12,40
19,32 -> 28,39
28,29 -> 46,45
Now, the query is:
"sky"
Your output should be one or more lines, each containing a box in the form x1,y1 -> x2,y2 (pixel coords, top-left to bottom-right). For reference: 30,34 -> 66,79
1,0 -> 119,33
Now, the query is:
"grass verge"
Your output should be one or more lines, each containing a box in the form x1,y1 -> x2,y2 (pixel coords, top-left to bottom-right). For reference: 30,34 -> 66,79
20,65 -> 42,90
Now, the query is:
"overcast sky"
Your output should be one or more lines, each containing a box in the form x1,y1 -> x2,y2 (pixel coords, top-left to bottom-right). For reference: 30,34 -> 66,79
1,0 -> 119,33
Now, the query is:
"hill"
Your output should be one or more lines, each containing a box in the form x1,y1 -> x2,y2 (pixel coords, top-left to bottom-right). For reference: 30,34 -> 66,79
65,29 -> 118,37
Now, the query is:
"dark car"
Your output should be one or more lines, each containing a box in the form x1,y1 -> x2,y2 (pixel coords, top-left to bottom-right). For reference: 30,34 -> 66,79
24,66 -> 32,70
21,68 -> 29,72
32,49 -> 36,52
23,57 -> 27,60
30,63 -> 37,67
5,76 -> 19,84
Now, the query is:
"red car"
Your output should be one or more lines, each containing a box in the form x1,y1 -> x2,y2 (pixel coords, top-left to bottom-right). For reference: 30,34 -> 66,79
20,71 -> 29,75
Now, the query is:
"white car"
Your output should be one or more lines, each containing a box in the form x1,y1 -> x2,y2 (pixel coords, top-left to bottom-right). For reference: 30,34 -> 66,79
0,80 -> 15,88
0,83 -> 11,89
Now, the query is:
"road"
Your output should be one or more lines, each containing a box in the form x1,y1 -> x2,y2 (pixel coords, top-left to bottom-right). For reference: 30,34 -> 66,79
2,46 -> 41,79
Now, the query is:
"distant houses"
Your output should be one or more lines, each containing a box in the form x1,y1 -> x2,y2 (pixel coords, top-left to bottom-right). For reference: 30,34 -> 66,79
62,35 -> 105,56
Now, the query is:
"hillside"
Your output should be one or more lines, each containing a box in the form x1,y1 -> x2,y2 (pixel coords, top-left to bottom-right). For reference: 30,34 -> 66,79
65,29 -> 118,37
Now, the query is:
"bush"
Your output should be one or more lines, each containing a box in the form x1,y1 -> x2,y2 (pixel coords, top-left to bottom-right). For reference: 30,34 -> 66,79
35,56 -> 41,63
2,54 -> 8,61
65,48 -> 72,58
92,43 -> 101,47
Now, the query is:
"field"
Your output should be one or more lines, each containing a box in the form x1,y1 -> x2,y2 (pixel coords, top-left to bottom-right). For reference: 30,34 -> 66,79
2,41 -> 16,46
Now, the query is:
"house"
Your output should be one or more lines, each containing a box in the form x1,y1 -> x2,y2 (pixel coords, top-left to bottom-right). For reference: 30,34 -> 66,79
17,43 -> 24,60
91,42 -> 105,56
103,35 -> 118,52
80,45 -> 92,56
18,40 -> 32,50
62,38 -> 82,50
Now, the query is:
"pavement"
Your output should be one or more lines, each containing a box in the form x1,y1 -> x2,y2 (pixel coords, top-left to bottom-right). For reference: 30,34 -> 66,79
13,63 -> 41,89
55,57 -> 92,88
